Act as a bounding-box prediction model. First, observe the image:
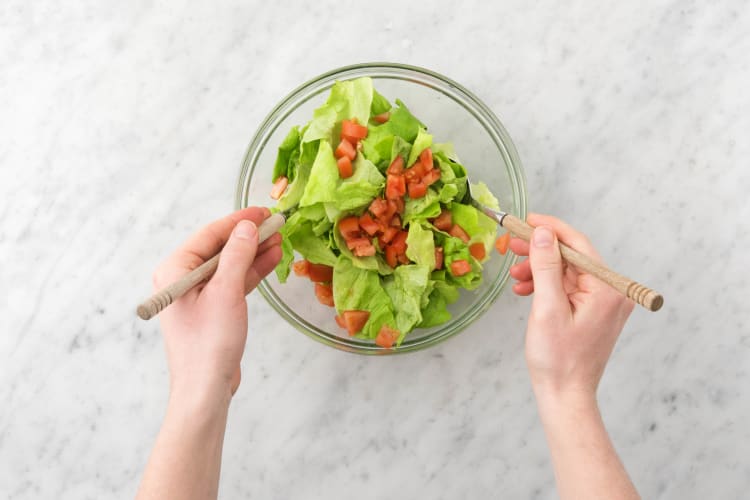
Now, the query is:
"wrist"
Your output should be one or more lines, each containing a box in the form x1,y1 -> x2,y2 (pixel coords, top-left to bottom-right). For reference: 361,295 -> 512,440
533,383 -> 599,420
169,374 -> 233,415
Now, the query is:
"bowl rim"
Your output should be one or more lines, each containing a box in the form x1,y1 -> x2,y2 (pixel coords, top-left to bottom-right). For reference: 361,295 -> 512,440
236,62 -> 527,355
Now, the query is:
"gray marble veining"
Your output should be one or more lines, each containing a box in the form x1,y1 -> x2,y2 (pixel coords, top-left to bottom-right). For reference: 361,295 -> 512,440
1,1 -> 748,498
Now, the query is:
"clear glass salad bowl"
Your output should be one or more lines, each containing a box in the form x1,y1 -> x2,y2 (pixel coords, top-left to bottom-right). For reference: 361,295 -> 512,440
235,62 -> 526,354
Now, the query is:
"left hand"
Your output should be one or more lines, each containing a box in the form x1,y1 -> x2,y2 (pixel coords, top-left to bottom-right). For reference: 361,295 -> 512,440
151,207 -> 282,402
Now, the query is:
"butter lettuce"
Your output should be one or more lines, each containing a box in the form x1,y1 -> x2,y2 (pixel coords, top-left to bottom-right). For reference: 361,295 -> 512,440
333,256 -> 395,338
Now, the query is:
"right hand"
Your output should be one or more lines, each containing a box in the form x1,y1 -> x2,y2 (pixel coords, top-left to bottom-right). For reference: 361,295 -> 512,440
509,214 -> 635,403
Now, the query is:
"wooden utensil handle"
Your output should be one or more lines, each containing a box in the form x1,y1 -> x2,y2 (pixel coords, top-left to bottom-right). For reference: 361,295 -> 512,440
501,214 -> 664,312
136,213 -> 286,320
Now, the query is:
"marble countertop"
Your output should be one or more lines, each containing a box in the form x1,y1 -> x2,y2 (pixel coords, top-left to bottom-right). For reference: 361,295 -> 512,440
2,1 -> 748,498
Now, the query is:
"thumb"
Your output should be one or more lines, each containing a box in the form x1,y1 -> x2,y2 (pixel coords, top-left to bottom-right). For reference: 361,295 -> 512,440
212,220 -> 259,295
528,225 -> 568,320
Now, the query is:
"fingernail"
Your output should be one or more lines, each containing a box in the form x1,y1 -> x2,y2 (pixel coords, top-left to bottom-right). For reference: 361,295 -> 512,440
533,226 -> 554,248
234,220 -> 257,240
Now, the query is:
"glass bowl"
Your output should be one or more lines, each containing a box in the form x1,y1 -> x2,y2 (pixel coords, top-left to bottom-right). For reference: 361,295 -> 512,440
235,62 -> 526,355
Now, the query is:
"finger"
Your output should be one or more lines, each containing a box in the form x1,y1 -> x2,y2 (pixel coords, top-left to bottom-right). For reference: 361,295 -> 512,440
207,220 -> 260,299
528,225 -> 570,322
154,207 -> 270,287
513,280 -> 534,296
509,237 -> 530,257
510,259 -> 532,281
244,244 -> 283,294
257,232 -> 282,255
526,213 -> 601,261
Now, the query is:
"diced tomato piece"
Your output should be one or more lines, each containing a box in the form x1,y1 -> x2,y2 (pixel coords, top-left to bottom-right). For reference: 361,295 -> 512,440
385,174 -> 406,199
390,214 -> 401,227
408,181 -> 427,199
432,210 -> 452,231
419,148 -> 433,170
404,166 -> 420,183
398,253 -> 411,265
334,314 -> 346,329
387,156 -> 404,175
342,310 -> 370,335
385,245 -> 399,268
292,260 -> 310,277
434,247 -> 444,270
308,263 -> 333,283
270,176 -> 288,200
382,200 -> 397,221
335,139 -> 356,161
359,213 -> 380,236
393,197 -> 405,215
423,168 -> 441,186
346,237 -> 371,250
369,198 -> 389,218
391,230 -> 408,254
449,224 -> 470,243
375,325 -> 398,349
450,259 -> 472,277
339,216 -> 361,239
314,283 -> 335,307
469,242 -> 486,260
341,119 -> 368,141
336,156 -> 353,179
352,243 -> 376,257
379,226 -> 399,246
495,232 -> 511,255
373,112 -> 390,124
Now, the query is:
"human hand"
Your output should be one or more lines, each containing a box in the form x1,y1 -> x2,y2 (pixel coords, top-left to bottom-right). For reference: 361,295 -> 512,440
509,214 -> 635,404
151,207 -> 282,403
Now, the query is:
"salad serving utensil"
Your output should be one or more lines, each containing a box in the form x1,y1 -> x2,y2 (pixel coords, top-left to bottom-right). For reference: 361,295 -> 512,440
466,182 -> 664,312
136,211 -> 288,320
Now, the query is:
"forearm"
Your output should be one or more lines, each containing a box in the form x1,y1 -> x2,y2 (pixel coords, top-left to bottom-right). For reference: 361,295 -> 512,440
535,390 -> 639,500
136,386 -> 231,500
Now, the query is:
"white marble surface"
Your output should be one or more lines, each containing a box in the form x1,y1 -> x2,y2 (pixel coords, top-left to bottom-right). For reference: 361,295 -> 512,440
1,1 -> 749,498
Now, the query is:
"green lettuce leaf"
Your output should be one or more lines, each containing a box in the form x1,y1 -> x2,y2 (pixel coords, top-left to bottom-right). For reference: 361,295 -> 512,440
273,126 -> 300,182
276,140 -> 319,212
335,155 -> 385,211
406,128 -> 432,167
470,181 -> 501,211
382,264 -> 431,342
442,235 -> 482,289
405,222 -> 435,269
274,230 -> 295,283
288,222 -> 338,267
302,78 -> 373,143
403,188 -> 441,224
332,256 -> 395,338
450,203 -> 497,261
371,89 -> 391,116
299,141 -> 339,207
360,100 -> 424,165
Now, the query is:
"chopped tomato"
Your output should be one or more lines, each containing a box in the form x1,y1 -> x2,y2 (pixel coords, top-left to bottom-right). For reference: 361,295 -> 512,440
335,139 -> 356,161
359,213 -> 380,236
314,283 -> 335,307
434,247 -> 444,270
390,214 -> 401,227
423,169 -> 441,186
334,314 -> 346,329
382,199 -> 398,221
432,210 -> 452,231
390,230 -> 408,254
404,166 -> 420,183
292,260 -> 310,277
352,243 -> 376,257
450,259 -> 472,277
385,174 -> 406,199
339,216 -> 361,239
342,310 -> 370,335
379,226 -> 399,246
373,112 -> 390,124
368,198 -> 389,218
270,176 -> 288,200
341,119 -> 368,141
449,224 -> 470,243
408,181 -> 427,199
397,253 -> 410,265
469,242 -> 486,260
419,148 -> 433,170
393,197 -> 405,215
336,155 -> 353,179
346,237 -> 372,250
375,325 -> 399,349
387,156 -> 404,175
385,245 -> 399,268
308,263 -> 333,283
495,232 -> 511,255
